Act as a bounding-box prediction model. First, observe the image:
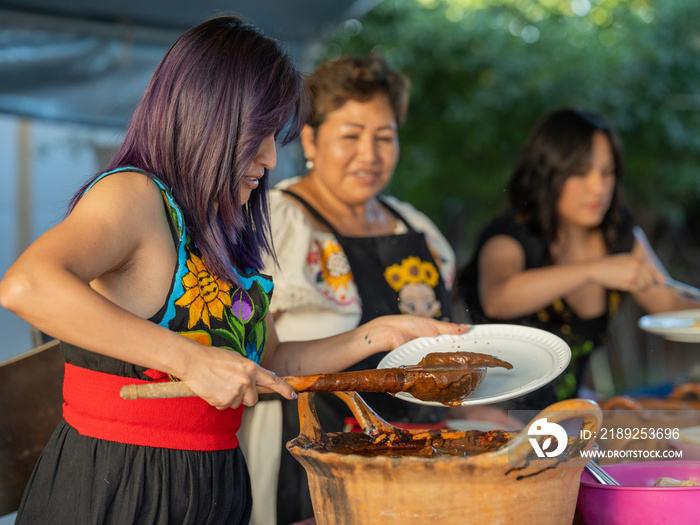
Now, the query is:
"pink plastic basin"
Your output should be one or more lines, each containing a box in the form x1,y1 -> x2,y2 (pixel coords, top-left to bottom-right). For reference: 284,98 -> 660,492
577,461 -> 700,525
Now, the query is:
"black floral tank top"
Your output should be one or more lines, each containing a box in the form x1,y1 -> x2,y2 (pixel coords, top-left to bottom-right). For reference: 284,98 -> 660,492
62,167 -> 273,379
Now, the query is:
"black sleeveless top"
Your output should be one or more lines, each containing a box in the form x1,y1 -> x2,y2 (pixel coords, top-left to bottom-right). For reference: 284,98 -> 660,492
457,210 -> 635,408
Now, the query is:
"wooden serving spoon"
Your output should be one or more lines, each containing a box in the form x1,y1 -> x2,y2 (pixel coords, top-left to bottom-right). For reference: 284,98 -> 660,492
119,351 -> 512,406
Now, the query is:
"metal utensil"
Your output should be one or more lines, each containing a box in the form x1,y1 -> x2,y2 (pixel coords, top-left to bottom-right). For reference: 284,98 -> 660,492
585,460 -> 620,486
633,226 -> 700,301
664,277 -> 700,301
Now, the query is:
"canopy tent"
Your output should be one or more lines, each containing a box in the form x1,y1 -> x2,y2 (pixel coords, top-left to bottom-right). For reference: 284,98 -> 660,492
0,0 -> 381,127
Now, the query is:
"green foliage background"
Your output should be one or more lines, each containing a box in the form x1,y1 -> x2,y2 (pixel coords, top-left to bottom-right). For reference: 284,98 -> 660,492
320,0 -> 700,270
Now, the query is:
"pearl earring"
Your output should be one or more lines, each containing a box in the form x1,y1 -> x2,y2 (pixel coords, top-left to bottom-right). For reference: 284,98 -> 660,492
305,158 -> 314,170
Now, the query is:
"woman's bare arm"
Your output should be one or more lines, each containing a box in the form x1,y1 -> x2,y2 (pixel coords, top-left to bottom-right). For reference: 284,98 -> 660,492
261,314 -> 468,377
0,172 -> 295,408
478,235 -> 670,319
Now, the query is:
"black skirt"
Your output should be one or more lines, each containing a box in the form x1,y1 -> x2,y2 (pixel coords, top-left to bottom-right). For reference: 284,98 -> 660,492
16,420 -> 251,525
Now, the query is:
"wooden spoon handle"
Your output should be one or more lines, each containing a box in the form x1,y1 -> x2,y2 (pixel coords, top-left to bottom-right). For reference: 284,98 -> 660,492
119,373 -> 352,400
120,381 -> 272,399
119,369 -> 407,400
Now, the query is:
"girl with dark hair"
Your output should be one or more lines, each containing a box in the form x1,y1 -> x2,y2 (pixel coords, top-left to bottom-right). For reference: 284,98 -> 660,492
0,17 -> 466,524
456,107 -> 698,411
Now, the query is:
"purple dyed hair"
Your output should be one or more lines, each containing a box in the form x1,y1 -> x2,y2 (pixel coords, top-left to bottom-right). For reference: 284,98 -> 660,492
69,15 -> 306,284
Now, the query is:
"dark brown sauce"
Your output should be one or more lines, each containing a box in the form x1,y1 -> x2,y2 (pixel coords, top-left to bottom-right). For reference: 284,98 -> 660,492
304,351 -> 513,406
319,429 -> 516,458
400,366 -> 487,406
415,351 -> 513,370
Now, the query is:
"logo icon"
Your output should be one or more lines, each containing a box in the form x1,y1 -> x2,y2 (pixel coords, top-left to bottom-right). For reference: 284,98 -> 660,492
527,418 -> 568,458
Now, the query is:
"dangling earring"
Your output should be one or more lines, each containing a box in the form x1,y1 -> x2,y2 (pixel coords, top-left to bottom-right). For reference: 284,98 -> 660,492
305,158 -> 314,171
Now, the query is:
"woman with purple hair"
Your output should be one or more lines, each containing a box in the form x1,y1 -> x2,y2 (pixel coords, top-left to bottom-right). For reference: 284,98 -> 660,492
0,15 -> 466,524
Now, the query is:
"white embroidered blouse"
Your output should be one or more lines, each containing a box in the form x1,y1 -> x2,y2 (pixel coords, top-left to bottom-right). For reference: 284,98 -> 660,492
263,177 -> 456,340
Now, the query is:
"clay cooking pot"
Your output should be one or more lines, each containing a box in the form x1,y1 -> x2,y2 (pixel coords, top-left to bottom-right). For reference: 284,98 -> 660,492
288,392 -> 601,524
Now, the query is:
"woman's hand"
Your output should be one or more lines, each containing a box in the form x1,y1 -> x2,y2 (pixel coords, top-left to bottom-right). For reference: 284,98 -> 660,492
363,315 -> 470,351
178,344 -> 297,410
588,250 -> 665,293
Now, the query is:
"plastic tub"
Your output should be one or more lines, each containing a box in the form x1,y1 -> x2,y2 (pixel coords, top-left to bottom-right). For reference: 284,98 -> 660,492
577,460 -> 700,525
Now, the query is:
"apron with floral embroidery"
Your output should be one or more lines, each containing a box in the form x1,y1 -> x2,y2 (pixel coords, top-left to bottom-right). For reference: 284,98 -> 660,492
274,190 -> 454,524
280,189 -> 451,424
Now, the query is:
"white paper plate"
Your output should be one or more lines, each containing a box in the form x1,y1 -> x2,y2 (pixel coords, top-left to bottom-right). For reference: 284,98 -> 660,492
377,324 -> 571,406
638,309 -> 700,342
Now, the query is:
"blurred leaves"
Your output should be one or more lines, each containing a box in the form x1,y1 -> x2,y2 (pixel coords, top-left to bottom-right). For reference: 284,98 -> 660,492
320,0 -> 700,264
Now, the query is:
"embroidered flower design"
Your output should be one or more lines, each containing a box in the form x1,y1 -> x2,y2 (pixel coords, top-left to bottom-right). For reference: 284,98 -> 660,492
175,253 -> 232,329
245,340 -> 262,362
405,256 -> 423,282
306,247 -> 320,266
384,256 -> 440,291
179,330 -> 212,346
231,288 -> 254,322
384,266 -> 402,289
319,240 -> 353,290
384,256 -> 442,318
422,263 -> 440,287
160,193 -> 183,237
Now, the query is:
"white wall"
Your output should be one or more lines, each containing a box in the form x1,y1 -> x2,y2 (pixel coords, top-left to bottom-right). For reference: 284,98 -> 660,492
0,114 -> 123,362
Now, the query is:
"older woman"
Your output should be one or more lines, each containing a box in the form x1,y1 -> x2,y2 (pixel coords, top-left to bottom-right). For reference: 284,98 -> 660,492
239,54 -> 456,524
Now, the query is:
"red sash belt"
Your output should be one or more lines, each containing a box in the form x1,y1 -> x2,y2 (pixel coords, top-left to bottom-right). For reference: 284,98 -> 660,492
63,363 -> 242,451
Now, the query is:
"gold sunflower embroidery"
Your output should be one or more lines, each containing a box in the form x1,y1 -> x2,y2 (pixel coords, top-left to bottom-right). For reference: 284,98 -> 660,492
319,240 -> 353,290
421,261 -> 440,287
403,256 -> 423,283
384,256 -> 440,291
175,253 -> 232,329
384,265 -> 407,292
